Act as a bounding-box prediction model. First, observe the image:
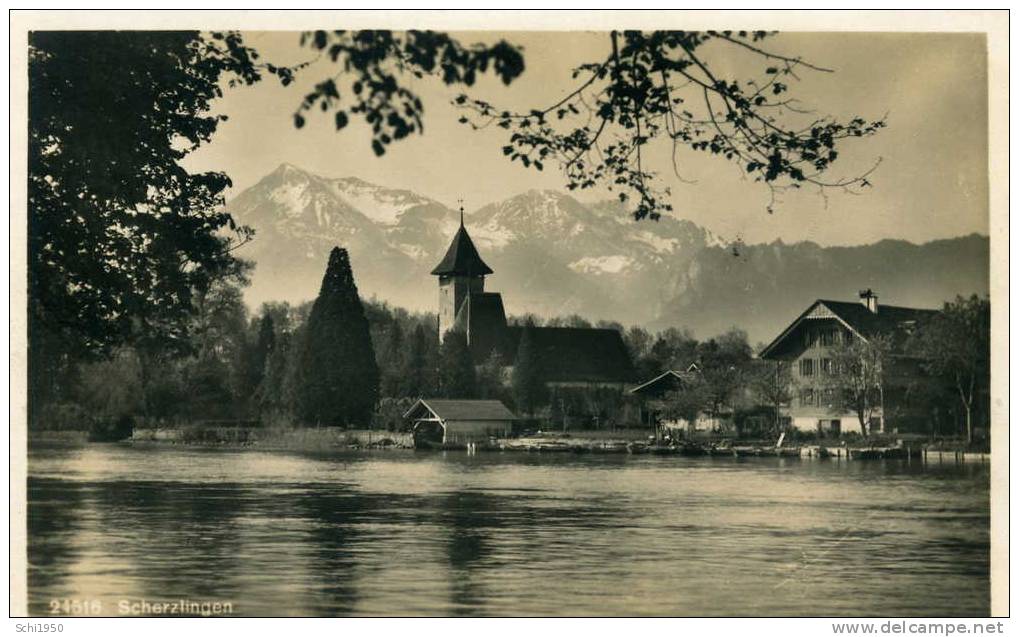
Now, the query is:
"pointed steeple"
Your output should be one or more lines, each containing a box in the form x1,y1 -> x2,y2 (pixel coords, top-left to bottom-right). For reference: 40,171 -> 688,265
430,204 -> 493,276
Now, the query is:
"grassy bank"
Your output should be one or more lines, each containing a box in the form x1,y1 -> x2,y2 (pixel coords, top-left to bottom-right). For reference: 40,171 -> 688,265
129,426 -> 414,450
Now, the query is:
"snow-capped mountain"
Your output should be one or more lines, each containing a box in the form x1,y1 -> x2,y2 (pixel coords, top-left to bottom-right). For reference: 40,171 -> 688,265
227,164 -> 719,324
227,164 -> 990,342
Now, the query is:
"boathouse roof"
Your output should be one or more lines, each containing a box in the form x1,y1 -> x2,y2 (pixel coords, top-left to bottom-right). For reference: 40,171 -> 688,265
403,399 -> 518,422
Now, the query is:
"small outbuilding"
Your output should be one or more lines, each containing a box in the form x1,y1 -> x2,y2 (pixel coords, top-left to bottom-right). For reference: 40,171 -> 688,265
403,399 -> 517,446
630,365 -> 716,435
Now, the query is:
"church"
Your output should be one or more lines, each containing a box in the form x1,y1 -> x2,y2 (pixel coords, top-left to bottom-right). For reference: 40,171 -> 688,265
431,210 -> 635,388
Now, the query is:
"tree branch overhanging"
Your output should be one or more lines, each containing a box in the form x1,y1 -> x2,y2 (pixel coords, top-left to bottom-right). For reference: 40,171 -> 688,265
454,30 -> 886,221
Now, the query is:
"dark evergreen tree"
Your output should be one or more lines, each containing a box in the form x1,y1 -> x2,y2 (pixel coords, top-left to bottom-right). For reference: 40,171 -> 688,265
296,248 -> 379,426
512,320 -> 547,414
400,324 -> 430,398
254,314 -> 276,375
477,349 -> 507,400
439,331 -> 477,399
258,331 -> 291,415
380,321 -> 405,397
238,313 -> 275,410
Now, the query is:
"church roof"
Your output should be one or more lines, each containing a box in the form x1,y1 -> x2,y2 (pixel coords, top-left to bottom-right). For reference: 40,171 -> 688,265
430,224 -> 493,276
506,326 -> 636,383
453,292 -> 510,360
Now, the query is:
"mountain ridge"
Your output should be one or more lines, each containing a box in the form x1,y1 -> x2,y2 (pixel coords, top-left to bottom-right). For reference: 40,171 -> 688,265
226,164 -> 990,343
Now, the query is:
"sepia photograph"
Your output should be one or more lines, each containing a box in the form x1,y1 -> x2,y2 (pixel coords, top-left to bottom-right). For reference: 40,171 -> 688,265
9,9 -> 1008,623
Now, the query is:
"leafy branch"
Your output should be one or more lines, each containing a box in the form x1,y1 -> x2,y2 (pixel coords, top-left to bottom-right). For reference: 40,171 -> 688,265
291,30 -> 525,157
455,30 -> 886,220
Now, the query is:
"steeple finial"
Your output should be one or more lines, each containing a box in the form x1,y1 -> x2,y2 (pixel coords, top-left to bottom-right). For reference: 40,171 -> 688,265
457,197 -> 465,227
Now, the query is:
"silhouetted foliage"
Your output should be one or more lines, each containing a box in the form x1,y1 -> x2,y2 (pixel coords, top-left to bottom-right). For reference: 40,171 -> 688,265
910,295 -> 991,444
28,31 -> 266,358
254,314 -> 276,380
749,359 -> 796,432
26,30 -> 279,423
663,375 -> 711,428
696,327 -> 754,417
512,320 -> 547,414
380,321 -> 406,397
400,325 -> 435,399
477,349 -> 508,401
456,30 -> 886,219
822,333 -> 892,438
292,30 -> 525,156
296,248 -> 380,425
439,331 -> 477,399
289,30 -> 885,220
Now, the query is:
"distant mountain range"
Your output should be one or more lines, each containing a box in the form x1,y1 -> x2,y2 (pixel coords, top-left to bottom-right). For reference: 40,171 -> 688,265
227,164 -> 990,344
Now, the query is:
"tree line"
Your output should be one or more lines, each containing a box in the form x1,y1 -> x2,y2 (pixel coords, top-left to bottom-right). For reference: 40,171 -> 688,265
30,235 -> 991,447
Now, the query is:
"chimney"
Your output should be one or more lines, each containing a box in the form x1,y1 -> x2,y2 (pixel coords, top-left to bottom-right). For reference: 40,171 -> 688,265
859,288 -> 879,313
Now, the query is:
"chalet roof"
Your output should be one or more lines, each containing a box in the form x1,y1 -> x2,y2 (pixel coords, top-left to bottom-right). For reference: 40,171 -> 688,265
505,326 -> 636,383
759,298 -> 940,359
430,224 -> 493,276
816,300 -> 939,338
403,398 -> 517,422
630,369 -> 699,396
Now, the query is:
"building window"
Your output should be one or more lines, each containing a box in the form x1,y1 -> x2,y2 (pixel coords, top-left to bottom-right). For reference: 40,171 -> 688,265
803,329 -> 816,348
799,359 -> 815,376
815,328 -> 839,348
820,358 -> 833,375
820,388 -> 836,405
800,388 -> 815,406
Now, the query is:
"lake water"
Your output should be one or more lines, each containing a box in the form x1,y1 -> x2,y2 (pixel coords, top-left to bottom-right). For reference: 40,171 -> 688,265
26,444 -> 990,617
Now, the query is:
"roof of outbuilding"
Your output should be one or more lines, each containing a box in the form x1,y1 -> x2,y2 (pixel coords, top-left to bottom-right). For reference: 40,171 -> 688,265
630,369 -> 700,396
404,399 -> 518,421
430,224 -> 494,276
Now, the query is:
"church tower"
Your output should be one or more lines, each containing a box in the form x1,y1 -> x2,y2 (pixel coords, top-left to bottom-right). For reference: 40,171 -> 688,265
431,205 -> 493,341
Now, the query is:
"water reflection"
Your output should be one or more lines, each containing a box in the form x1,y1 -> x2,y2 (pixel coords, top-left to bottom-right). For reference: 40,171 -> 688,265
26,445 -> 990,617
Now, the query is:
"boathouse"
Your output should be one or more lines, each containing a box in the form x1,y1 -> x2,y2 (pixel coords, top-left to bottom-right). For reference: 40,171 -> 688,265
403,398 -> 517,445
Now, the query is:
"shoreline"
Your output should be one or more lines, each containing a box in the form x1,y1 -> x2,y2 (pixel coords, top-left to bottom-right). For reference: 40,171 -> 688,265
26,429 -> 991,463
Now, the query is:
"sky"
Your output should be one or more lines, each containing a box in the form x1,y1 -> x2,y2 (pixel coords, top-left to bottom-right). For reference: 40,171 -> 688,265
185,30 -> 989,247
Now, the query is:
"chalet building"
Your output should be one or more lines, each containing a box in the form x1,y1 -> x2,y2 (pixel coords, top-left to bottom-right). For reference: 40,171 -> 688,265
404,398 -> 517,445
758,290 -> 938,435
431,209 -> 635,388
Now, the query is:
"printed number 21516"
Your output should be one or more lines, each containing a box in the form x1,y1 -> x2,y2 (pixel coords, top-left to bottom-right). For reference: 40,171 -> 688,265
49,599 -> 102,615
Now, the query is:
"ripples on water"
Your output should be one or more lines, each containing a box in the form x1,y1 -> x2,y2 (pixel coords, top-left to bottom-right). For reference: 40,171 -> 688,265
26,444 -> 989,617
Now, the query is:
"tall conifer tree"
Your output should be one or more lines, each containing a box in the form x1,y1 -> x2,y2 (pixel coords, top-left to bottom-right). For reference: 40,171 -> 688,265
512,319 -> 547,414
439,331 -> 477,398
380,321 -> 405,397
400,324 -> 430,398
296,247 -> 379,425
